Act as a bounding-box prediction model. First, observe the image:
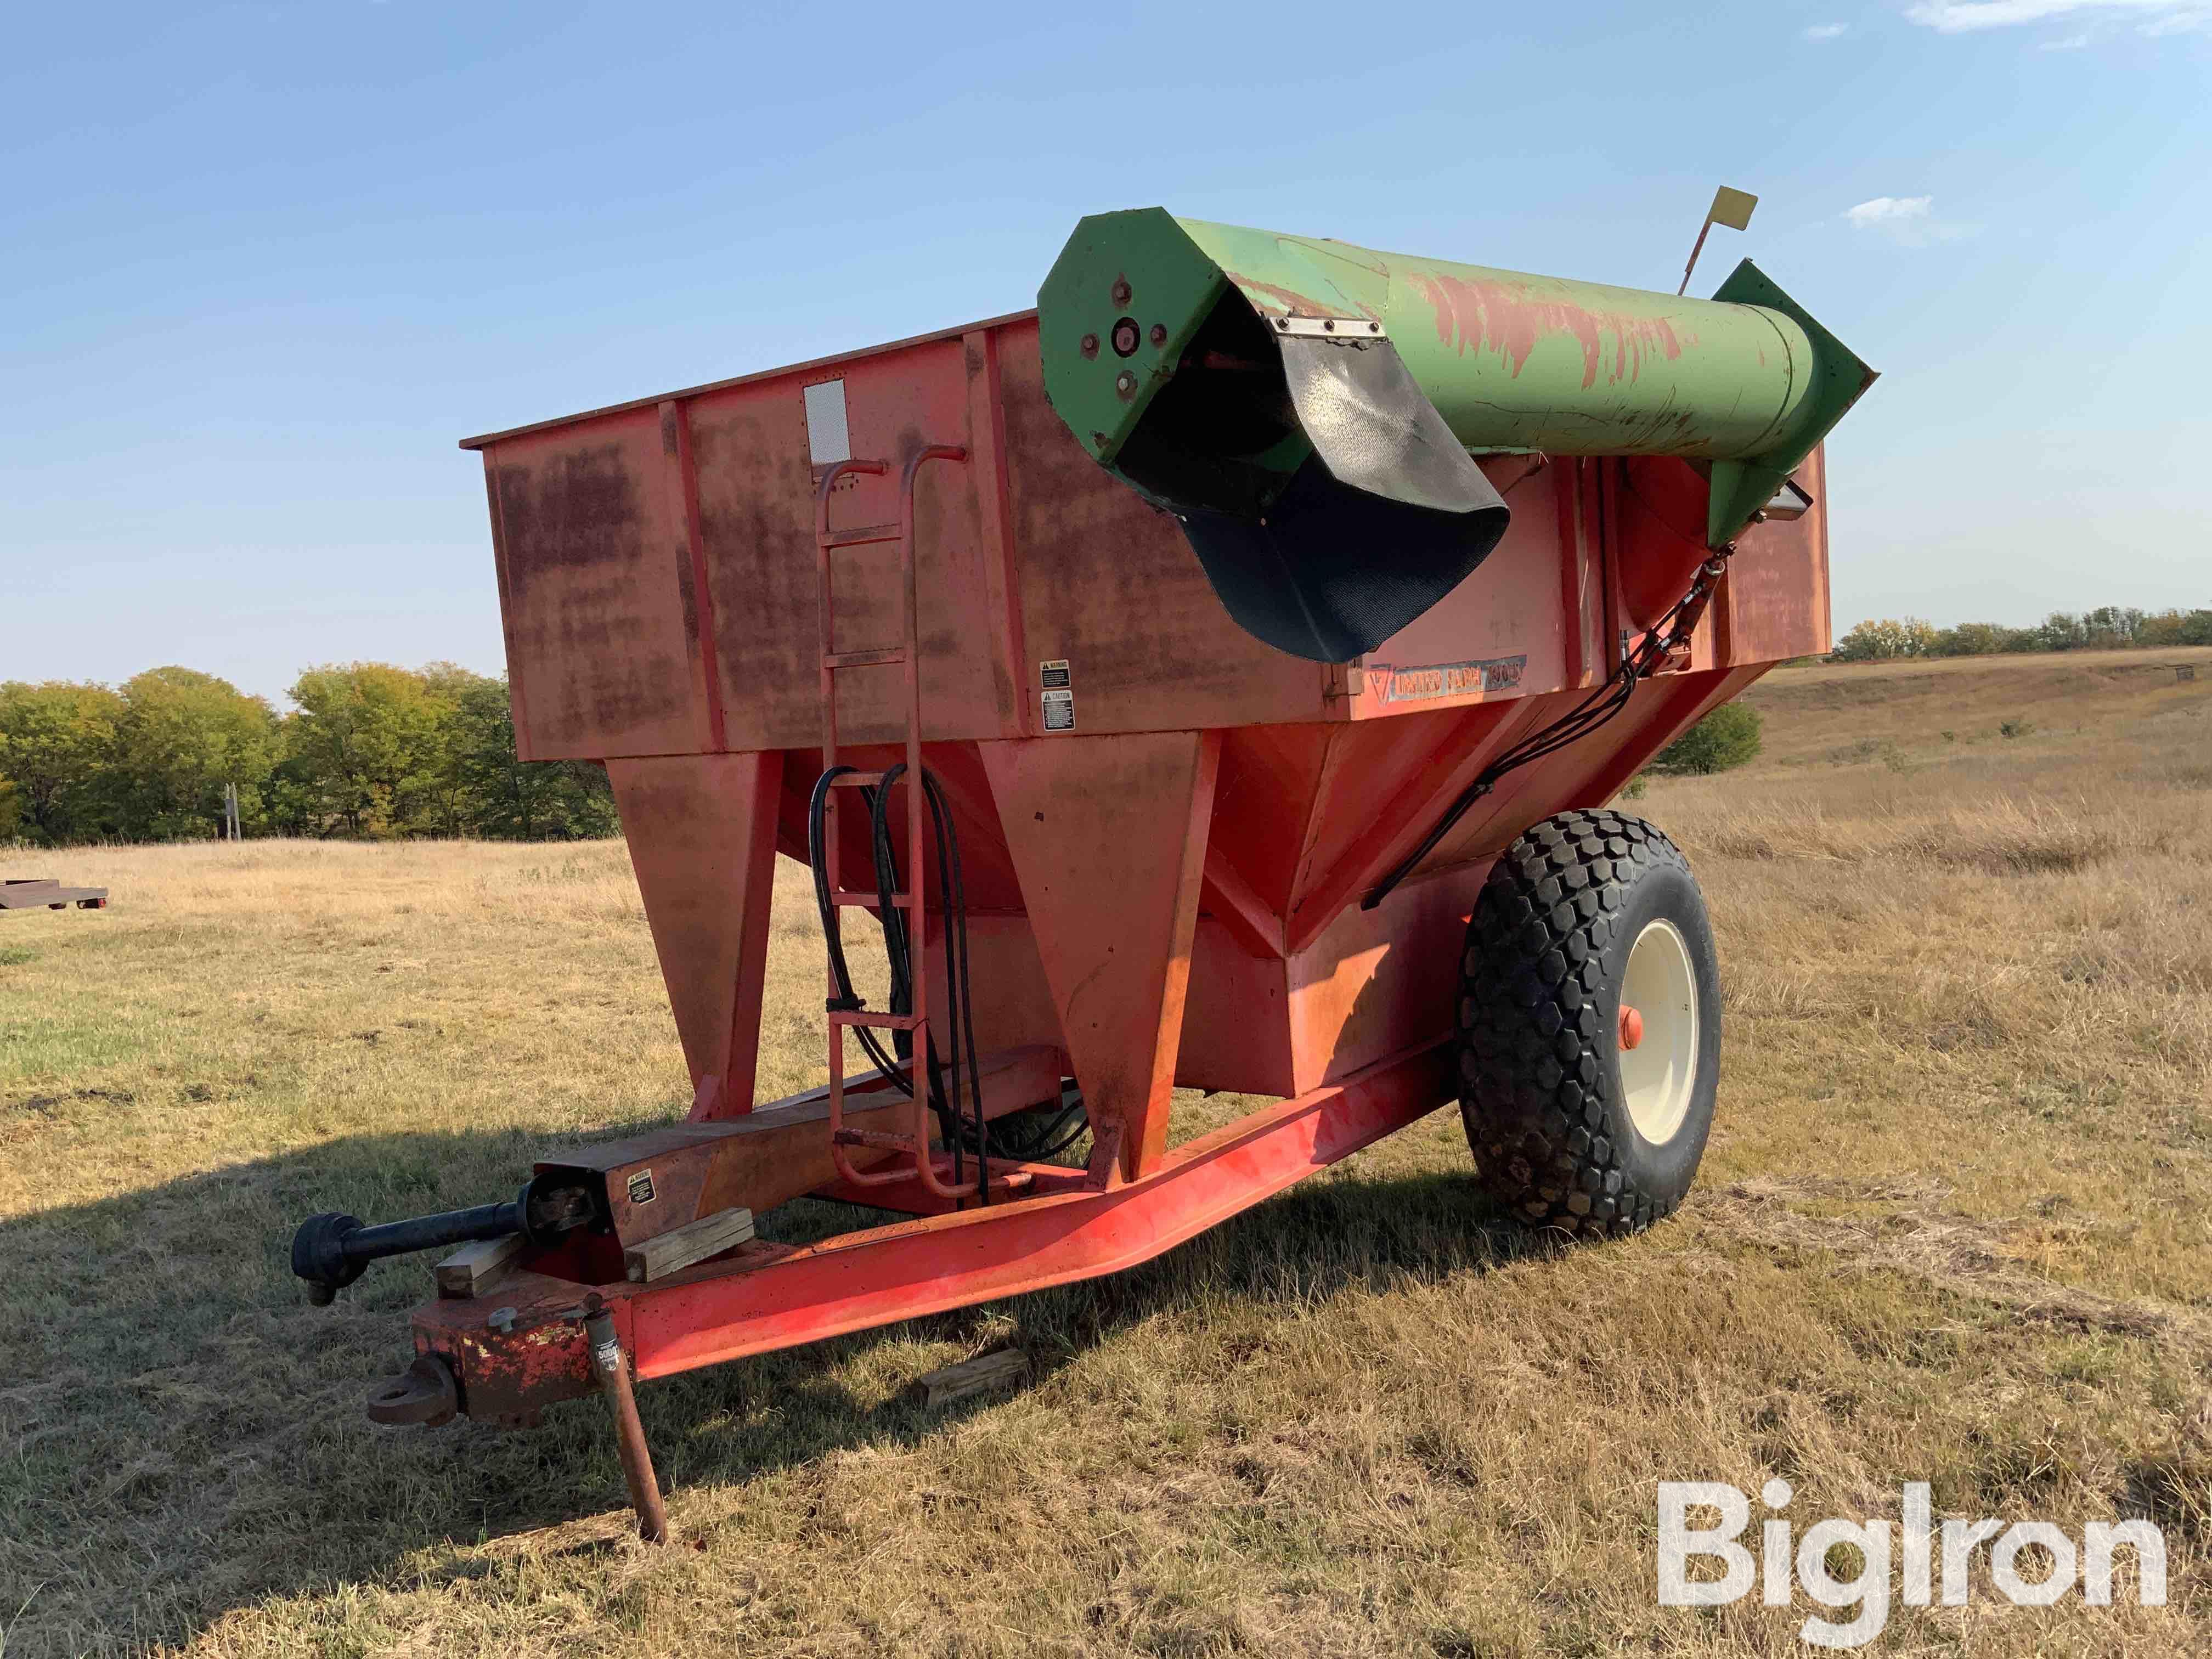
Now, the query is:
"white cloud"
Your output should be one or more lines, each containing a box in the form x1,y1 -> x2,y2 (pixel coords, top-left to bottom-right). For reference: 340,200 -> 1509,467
1802,21 -> 1850,38
1906,0 -> 2212,35
1847,196 -> 1933,228
2039,27 -> 2096,41
1845,195 -> 1979,246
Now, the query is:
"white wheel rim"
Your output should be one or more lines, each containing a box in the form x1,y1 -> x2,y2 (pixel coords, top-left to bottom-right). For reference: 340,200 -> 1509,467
1620,917 -> 1699,1146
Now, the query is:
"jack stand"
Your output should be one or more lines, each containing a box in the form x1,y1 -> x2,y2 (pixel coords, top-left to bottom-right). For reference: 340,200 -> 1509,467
582,1295 -> 668,1544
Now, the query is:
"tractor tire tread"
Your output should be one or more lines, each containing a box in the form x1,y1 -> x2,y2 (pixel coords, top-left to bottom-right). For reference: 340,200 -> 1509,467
1457,809 -> 1690,1239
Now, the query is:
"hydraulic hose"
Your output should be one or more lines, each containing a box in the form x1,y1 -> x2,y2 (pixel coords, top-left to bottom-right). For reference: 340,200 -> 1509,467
808,760 -> 993,1202
1362,552 -> 1734,910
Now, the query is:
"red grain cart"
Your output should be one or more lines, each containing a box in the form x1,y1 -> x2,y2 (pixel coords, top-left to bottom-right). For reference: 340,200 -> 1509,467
293,211 -> 1871,1538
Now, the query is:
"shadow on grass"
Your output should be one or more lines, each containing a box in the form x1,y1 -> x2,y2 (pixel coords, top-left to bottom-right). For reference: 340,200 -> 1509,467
0,1126 -> 1541,1653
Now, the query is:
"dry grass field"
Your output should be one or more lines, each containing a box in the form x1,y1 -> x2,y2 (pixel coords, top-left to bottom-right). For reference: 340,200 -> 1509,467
5,645 -> 2211,1657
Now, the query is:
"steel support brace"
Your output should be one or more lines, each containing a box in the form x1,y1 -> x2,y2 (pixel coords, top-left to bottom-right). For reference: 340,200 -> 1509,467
628,1038 -> 1452,1380
407,1040 -> 1454,1420
607,751 -> 782,1117
981,730 -> 1220,1182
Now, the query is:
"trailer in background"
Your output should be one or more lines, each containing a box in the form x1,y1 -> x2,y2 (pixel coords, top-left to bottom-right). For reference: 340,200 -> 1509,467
2,878 -> 107,911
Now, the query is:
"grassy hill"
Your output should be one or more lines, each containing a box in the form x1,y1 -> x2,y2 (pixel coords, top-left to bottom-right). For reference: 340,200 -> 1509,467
1741,644 -> 2212,769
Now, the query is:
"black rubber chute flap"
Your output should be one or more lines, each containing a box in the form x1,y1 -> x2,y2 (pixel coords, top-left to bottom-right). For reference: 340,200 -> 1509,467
1175,336 -> 1508,664
1177,461 -> 1503,663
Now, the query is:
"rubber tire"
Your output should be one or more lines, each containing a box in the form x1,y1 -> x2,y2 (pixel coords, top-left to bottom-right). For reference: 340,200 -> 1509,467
1457,809 -> 1722,1238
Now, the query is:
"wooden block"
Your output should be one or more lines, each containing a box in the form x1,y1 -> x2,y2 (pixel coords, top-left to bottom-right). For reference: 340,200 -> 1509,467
435,1233 -> 527,1297
907,1348 -> 1030,1410
623,1206 -> 755,1283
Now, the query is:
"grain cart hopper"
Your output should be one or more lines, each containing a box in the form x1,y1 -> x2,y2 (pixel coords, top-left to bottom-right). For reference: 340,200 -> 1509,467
291,209 -> 1873,1538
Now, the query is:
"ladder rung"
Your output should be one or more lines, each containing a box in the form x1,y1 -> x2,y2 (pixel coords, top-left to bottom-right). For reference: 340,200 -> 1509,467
831,1009 -> 926,1031
824,1142 -> 1036,1193
820,522 -> 901,549
826,771 -> 885,788
823,648 -> 906,669
830,890 -> 913,907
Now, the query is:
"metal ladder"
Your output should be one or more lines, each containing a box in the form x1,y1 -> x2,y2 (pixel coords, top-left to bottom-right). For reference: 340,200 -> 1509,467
813,444 -> 980,1199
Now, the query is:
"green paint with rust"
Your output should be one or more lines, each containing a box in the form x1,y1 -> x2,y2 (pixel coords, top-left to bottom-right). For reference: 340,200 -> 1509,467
1038,207 -> 1875,548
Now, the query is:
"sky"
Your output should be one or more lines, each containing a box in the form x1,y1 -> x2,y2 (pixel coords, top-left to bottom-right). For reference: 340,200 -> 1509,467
3,1 -> 2207,703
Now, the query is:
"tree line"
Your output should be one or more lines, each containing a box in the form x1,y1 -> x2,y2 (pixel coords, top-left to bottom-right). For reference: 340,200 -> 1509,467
1831,606 -> 2212,664
0,663 -> 617,847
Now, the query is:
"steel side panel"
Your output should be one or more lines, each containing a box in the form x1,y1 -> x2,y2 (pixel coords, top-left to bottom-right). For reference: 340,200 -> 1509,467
1178,917 -> 1296,1095
475,324 -> 1825,765
685,337 -> 1005,751
1724,445 -> 1830,662
994,320 -> 1327,736
487,412 -> 703,759
1358,458 -> 1570,703
1285,863 -> 1489,1093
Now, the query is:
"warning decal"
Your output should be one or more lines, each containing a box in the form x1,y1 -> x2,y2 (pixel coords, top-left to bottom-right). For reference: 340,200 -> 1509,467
1041,689 -> 1076,731
1039,659 -> 1071,690
627,1169 -> 657,1206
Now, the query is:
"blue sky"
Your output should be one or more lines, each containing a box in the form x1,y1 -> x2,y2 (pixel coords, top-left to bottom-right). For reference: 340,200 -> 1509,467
3,2 -> 2207,702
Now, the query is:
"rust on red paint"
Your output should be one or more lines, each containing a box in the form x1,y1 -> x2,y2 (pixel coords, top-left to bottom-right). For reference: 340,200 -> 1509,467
1412,272 -> 1684,390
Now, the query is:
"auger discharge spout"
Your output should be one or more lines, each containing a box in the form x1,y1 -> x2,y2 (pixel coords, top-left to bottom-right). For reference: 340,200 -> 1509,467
1037,208 -> 1875,662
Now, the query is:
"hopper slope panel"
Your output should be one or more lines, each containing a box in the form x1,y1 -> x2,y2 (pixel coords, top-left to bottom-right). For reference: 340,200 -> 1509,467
489,411 -> 707,760
691,337 -> 1007,752
775,738 -> 1026,914
1208,722 -> 1339,921
997,323 -> 1325,736
1280,703 -> 1526,935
